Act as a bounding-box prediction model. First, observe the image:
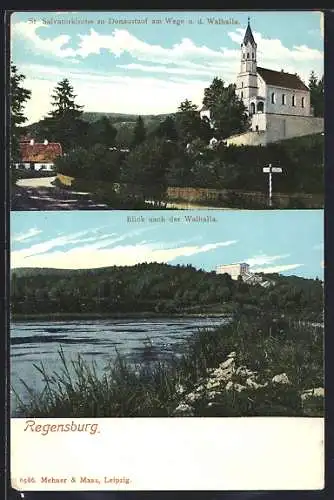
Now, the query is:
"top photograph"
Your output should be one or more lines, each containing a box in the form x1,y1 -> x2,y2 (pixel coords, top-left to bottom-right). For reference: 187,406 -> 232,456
9,10 -> 324,210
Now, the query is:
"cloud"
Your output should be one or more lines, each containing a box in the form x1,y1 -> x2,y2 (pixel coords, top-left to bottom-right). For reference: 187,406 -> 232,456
12,227 -> 42,243
11,22 -> 323,122
11,21 -> 77,59
252,263 -> 303,274
11,238 -> 238,270
246,253 -> 290,267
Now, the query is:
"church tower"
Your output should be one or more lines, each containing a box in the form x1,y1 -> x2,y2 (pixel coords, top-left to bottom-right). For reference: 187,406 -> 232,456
236,18 -> 258,113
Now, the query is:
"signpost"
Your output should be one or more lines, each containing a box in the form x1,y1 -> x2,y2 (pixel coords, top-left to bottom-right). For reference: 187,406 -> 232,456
262,164 -> 283,207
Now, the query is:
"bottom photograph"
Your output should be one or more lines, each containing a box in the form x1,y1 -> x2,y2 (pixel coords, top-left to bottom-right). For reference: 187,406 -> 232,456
10,209 -> 324,419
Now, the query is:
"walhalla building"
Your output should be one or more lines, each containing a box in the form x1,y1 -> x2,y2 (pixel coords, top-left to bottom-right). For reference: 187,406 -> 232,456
201,20 -> 324,146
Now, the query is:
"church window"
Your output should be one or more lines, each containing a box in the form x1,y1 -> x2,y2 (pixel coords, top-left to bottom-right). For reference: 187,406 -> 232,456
301,97 -> 305,108
250,102 -> 255,115
247,52 -> 250,59
252,52 -> 255,59
282,94 -> 286,105
241,91 -> 243,98
292,95 -> 296,106
271,92 -> 276,104
257,101 -> 264,113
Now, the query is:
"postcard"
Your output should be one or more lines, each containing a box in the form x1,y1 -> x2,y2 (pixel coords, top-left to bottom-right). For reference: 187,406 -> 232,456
9,10 -> 324,211
10,209 -> 324,490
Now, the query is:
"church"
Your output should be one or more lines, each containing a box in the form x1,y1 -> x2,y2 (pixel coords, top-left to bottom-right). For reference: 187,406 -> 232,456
200,19 -> 324,146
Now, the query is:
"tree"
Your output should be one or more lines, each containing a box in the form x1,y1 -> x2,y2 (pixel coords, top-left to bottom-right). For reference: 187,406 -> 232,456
48,78 -> 83,120
175,99 -> 211,145
44,78 -> 84,151
90,116 -> 117,147
54,144 -> 121,182
202,78 -> 250,139
122,137 -> 169,205
154,116 -> 178,141
10,64 -> 31,162
309,71 -> 324,117
132,116 -> 146,147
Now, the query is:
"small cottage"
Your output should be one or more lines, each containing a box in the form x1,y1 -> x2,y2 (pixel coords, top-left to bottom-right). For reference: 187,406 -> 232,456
15,139 -> 63,172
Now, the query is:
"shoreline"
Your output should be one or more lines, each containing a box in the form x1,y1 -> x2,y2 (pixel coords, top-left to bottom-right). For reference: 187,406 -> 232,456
11,311 -> 232,322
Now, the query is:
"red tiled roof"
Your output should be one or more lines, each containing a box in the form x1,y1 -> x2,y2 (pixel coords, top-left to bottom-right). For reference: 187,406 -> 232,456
20,143 -> 63,163
257,67 -> 309,91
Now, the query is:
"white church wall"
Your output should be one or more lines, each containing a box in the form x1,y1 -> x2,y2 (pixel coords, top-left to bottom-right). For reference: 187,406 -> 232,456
226,116 -> 323,146
266,115 -> 324,142
251,113 -> 266,131
266,85 -> 311,117
226,131 -> 267,146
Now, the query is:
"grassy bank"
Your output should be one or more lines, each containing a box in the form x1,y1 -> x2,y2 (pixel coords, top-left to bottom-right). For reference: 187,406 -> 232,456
13,313 -> 324,418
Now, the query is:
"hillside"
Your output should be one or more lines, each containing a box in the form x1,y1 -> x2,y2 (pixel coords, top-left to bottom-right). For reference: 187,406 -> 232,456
11,263 -> 323,320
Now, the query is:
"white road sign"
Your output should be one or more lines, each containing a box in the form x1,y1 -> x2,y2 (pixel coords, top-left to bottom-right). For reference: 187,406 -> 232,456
263,167 -> 271,173
271,167 -> 283,173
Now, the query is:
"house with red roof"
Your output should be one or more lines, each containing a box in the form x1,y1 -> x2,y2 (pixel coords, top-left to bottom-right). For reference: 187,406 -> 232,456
15,138 -> 63,172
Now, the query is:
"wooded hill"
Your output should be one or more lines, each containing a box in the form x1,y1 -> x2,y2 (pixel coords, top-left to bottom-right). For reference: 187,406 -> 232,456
11,263 -> 323,320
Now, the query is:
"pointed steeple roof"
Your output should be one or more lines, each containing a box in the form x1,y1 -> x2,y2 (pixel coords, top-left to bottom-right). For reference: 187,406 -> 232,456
243,17 -> 256,46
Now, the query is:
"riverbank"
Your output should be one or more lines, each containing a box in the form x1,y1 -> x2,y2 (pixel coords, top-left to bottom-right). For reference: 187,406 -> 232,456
13,313 -> 324,418
12,310 -> 232,322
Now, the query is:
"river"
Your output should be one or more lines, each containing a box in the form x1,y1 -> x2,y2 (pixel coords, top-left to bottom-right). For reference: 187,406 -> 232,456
10,316 -> 228,416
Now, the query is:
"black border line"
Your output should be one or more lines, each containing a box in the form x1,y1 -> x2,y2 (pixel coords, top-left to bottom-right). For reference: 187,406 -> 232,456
4,7 -> 332,500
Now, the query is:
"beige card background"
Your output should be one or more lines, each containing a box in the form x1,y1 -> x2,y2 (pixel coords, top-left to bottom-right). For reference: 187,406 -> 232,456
11,417 -> 324,491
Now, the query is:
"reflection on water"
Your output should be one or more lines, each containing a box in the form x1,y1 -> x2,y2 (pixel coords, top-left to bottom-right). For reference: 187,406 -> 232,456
10,316 -> 228,416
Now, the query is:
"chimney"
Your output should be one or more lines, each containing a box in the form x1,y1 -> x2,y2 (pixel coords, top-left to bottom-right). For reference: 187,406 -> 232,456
29,139 -> 34,146
44,139 -> 49,145
281,69 -> 284,72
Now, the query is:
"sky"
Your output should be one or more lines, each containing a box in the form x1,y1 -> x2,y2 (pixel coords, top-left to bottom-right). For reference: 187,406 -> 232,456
10,10 -> 324,124
11,210 -> 324,279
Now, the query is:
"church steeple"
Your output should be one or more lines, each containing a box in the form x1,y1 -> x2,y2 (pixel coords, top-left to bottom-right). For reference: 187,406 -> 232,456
240,18 -> 257,75
243,17 -> 256,46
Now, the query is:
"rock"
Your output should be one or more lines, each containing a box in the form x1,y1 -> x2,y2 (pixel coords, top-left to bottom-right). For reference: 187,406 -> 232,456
207,401 -> 222,408
173,403 -> 194,416
272,373 -> 291,385
185,392 -> 201,403
233,383 -> 247,392
246,378 -> 268,389
195,384 -> 205,393
212,366 -> 234,381
206,379 -> 221,390
219,357 -> 235,370
236,366 -> 256,378
175,384 -> 185,395
225,381 -> 246,392
301,387 -> 324,400
207,390 -> 222,400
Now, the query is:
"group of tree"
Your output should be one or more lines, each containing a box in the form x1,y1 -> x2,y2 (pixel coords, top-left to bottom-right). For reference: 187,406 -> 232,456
11,65 -> 324,205
11,262 -> 323,322
309,71 -> 324,118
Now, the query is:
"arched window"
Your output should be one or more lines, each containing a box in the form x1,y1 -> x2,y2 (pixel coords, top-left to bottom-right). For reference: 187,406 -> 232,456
257,101 -> 264,113
292,95 -> 296,107
250,102 -> 255,115
241,91 -> 243,99
282,94 -> 286,105
252,52 -> 255,59
301,97 -> 305,108
271,92 -> 275,104
247,52 -> 250,59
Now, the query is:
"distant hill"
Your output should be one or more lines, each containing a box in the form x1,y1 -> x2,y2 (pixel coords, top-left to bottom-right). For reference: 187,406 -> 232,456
81,111 -> 174,125
11,262 -> 323,320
